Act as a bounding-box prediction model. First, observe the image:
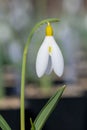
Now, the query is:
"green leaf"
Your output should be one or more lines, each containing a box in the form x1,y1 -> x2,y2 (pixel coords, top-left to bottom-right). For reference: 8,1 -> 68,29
30,118 -> 36,130
0,115 -> 11,130
34,85 -> 66,130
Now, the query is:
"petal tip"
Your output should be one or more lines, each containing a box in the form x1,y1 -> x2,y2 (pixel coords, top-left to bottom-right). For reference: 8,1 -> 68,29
58,72 -> 63,77
36,69 -> 43,78
37,73 -> 42,78
54,66 -> 64,77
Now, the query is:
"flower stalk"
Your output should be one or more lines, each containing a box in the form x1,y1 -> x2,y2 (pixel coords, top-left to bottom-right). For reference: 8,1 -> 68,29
20,18 -> 60,130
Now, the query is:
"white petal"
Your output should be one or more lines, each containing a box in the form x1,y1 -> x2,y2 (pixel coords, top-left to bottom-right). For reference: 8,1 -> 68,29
50,37 -> 64,77
45,56 -> 52,75
36,37 -> 49,77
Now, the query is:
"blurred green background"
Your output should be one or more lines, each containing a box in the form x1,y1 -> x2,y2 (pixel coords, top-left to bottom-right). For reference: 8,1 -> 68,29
0,0 -> 87,98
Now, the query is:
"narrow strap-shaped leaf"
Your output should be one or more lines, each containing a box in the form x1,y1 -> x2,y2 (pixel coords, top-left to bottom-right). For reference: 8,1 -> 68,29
30,118 -> 36,130
34,85 -> 66,130
0,115 -> 11,130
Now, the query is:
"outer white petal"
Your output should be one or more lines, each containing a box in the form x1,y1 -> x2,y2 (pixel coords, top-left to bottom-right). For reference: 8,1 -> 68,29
45,56 -> 52,75
50,37 -> 64,77
36,37 -> 49,77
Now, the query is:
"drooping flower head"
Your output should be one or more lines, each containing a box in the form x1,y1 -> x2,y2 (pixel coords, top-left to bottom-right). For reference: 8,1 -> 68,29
36,22 -> 64,78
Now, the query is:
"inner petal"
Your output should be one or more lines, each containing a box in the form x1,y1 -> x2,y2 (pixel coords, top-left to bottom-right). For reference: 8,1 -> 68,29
45,56 -> 52,75
48,46 -> 53,54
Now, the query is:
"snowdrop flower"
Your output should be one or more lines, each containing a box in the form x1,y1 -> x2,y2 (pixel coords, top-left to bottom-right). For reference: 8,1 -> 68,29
36,23 -> 64,78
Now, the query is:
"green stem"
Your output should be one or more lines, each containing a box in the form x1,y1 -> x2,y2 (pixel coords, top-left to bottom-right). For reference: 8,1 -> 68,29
20,18 -> 60,130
